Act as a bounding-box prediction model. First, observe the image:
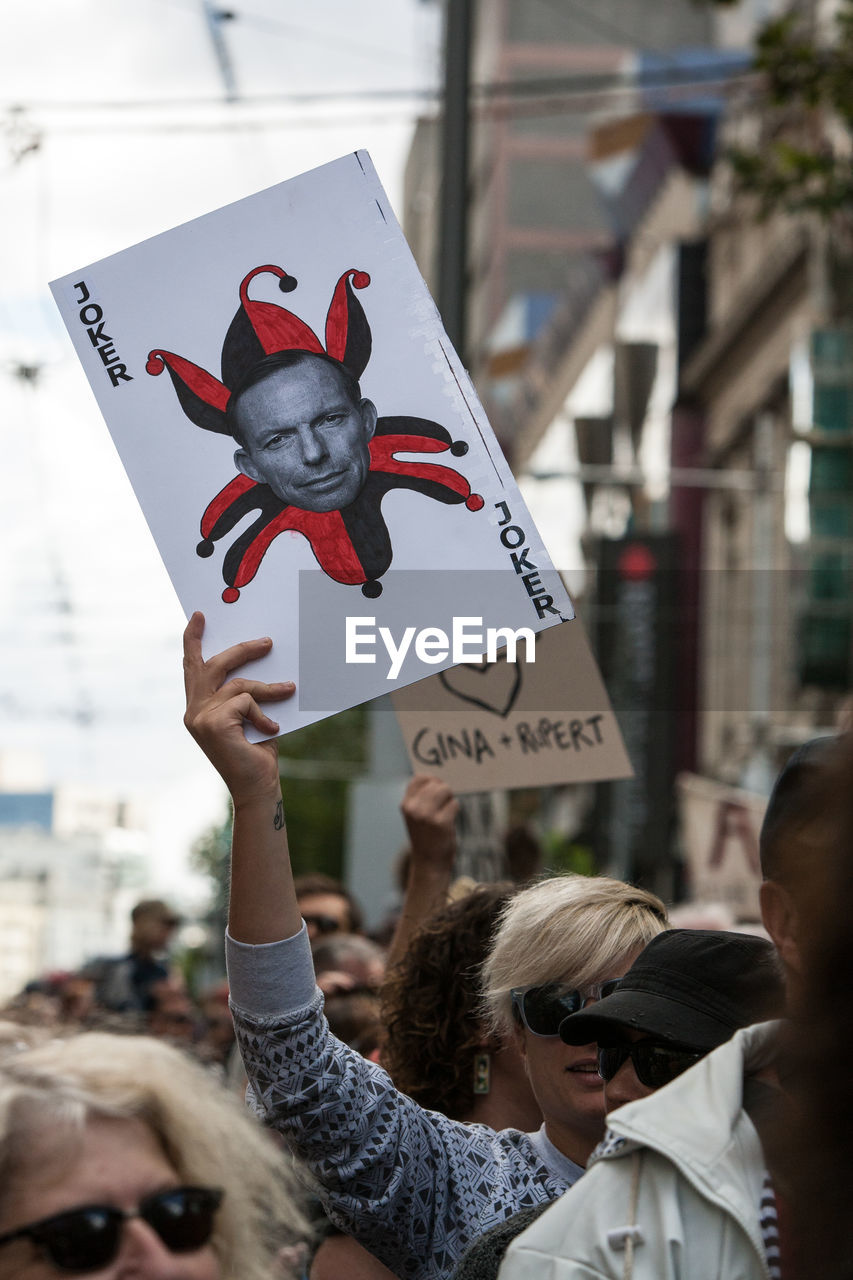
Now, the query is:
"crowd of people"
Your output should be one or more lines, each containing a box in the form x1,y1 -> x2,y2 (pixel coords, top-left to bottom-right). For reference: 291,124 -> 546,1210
0,613 -> 850,1280
0,897 -> 240,1074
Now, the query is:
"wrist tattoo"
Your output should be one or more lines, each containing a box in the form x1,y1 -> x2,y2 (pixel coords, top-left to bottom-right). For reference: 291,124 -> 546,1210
274,800 -> 284,830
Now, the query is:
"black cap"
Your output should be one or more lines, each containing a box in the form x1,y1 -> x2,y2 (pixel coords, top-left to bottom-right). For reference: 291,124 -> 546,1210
559,929 -> 784,1051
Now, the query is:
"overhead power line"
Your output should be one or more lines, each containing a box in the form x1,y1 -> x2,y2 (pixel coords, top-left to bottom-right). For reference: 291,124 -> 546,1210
476,57 -> 753,102
2,54 -> 753,116
2,87 -> 436,114
528,464 -> 784,492
33,111 -> 426,137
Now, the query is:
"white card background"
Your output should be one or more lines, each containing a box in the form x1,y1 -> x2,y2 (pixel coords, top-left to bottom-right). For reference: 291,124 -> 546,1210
50,152 -> 573,735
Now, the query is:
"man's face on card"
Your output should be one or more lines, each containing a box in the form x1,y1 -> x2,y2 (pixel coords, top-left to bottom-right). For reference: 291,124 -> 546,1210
232,356 -> 377,513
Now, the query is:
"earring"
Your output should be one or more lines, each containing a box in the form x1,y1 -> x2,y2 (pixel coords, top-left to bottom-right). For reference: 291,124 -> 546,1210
473,1052 -> 491,1095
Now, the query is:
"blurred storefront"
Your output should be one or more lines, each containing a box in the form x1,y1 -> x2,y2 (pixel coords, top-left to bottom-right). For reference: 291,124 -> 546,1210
403,0 -> 850,913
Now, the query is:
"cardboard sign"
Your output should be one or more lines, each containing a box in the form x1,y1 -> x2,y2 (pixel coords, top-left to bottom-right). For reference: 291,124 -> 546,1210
50,151 -> 572,736
676,772 -> 766,921
391,619 -> 633,793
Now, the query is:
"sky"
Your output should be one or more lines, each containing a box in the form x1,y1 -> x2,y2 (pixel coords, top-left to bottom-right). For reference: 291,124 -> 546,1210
0,0 -> 441,900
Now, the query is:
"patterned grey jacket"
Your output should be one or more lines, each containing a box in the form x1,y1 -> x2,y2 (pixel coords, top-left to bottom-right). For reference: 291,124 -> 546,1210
228,928 -> 581,1280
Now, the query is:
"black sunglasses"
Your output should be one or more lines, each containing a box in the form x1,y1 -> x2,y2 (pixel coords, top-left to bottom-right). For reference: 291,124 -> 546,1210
598,1039 -> 703,1089
511,979 -> 622,1037
303,913 -> 343,936
0,1185 -> 222,1274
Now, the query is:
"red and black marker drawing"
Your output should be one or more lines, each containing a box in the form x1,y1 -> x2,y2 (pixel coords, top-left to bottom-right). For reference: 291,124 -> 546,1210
147,265 -> 483,600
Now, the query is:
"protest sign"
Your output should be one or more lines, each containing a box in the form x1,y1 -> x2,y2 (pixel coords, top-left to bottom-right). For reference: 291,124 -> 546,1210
391,619 -> 632,793
676,772 -> 766,921
50,151 -> 572,735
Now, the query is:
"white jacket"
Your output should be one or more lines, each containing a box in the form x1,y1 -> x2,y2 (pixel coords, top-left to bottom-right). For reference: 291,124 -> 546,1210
499,1023 -> 780,1280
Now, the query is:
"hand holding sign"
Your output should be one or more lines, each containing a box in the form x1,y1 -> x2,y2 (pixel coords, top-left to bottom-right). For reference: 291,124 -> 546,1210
402,776 -> 460,874
181,611 -> 302,946
387,776 -> 461,966
182,611 -> 290,802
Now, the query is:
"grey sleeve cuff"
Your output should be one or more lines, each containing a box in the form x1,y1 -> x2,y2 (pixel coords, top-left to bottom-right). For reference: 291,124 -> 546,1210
225,921 -> 317,1017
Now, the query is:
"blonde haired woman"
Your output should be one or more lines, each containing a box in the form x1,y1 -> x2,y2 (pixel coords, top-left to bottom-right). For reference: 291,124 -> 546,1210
481,875 -> 668,1171
0,1032 -> 309,1279
182,614 -> 668,1280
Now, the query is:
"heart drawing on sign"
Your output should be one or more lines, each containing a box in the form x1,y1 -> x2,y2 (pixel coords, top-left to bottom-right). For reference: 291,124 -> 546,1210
439,658 -> 523,718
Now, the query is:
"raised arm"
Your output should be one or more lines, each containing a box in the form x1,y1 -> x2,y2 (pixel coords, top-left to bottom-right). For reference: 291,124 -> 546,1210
181,615 -> 564,1280
386,775 -> 460,968
182,611 -> 300,944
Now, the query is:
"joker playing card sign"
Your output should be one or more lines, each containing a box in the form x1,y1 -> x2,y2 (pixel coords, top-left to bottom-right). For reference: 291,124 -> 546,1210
51,152 -> 574,735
